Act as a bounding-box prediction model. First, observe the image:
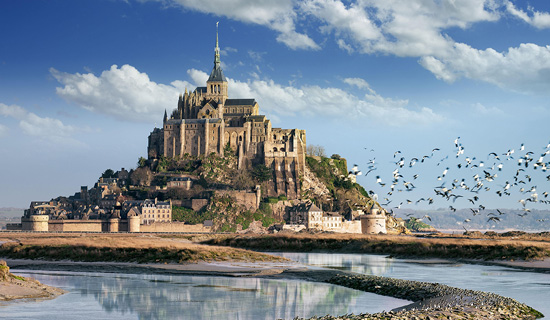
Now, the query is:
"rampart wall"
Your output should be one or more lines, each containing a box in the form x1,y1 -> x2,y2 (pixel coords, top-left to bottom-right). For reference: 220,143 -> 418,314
140,222 -> 210,233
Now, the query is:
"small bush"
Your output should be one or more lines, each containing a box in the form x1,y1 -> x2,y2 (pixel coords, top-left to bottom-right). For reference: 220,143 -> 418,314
267,197 -> 279,204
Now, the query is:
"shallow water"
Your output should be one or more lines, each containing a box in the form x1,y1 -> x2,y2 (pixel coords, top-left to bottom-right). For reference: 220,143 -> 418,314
271,252 -> 550,319
1,270 -> 409,320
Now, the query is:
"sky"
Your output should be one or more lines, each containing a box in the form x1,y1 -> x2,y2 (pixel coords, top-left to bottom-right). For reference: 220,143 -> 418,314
1,0 -> 550,213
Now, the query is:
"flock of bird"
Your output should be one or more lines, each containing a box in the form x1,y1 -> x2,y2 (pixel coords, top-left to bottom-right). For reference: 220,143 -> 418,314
353,138 -> 550,226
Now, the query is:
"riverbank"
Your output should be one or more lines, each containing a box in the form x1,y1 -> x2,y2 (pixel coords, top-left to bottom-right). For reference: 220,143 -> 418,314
201,233 -> 550,262
0,260 -> 65,303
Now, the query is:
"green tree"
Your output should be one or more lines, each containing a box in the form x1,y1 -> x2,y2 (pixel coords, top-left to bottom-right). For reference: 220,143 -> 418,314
101,169 -> 115,178
137,157 -> 147,168
251,164 -> 272,182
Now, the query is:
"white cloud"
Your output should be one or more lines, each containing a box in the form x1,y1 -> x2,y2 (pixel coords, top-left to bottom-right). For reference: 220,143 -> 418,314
419,56 -> 458,83
220,46 -> 238,56
506,1 -> 550,29
343,77 -> 373,91
0,103 -> 81,144
298,1 -> 550,94
472,102 -> 503,115
151,0 -> 319,50
138,0 -> 550,93
0,103 -> 27,119
52,65 -> 194,122
420,43 -> 550,93
54,65 -> 442,126
0,124 -> 8,138
300,0 -> 499,57
223,70 -> 442,125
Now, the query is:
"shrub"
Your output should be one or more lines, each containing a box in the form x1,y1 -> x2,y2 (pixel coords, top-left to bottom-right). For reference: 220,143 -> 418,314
267,197 -> 279,204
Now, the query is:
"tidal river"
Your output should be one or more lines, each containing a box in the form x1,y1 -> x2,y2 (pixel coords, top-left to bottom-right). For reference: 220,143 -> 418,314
2,253 -> 549,319
271,252 -> 550,319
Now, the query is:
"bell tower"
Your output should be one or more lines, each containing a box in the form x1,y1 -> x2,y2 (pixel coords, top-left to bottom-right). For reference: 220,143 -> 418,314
206,22 -> 228,105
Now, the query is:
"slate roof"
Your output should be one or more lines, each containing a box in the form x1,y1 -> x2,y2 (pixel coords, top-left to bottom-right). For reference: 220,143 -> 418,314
225,99 -> 256,106
165,118 -> 223,125
208,65 -> 226,82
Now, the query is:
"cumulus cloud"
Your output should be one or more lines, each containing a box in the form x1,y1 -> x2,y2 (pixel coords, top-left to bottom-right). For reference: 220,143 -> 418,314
298,0 -> 550,93
0,103 -> 81,144
53,65 -> 442,126
150,0 -> 319,50
52,65 -> 194,122
216,70 -> 442,125
300,0 -> 499,57
0,103 -> 27,119
343,77 -> 373,92
420,43 -> 550,93
506,1 -> 550,29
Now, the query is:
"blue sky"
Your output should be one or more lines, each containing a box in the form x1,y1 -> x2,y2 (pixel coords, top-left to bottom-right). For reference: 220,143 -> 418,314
1,0 -> 550,213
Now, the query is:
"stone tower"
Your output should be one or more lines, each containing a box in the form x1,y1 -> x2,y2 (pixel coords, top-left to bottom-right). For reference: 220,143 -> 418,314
206,22 -> 228,109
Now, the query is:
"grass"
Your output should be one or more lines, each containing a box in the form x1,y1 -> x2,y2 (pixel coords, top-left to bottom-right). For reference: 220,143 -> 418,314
0,234 -> 288,264
201,233 -> 550,261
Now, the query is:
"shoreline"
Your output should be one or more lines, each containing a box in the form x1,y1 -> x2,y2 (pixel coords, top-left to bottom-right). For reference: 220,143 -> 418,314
0,260 -> 65,304
2,258 -> 545,319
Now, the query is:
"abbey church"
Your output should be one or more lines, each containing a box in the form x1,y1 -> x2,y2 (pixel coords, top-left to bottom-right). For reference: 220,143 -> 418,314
147,28 -> 307,199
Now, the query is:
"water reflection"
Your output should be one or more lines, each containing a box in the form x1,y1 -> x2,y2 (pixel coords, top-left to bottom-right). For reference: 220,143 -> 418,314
272,252 -> 550,320
3,271 -> 409,320
271,252 -> 395,275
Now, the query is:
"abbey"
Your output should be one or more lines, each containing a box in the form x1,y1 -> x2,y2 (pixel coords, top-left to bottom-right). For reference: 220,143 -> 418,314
147,28 -> 307,199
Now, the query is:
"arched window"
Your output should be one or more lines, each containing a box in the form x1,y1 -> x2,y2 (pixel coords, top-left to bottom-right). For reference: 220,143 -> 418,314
273,147 -> 278,152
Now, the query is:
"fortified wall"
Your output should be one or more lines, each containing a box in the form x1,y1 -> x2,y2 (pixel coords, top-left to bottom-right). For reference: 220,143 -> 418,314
15,215 -> 211,233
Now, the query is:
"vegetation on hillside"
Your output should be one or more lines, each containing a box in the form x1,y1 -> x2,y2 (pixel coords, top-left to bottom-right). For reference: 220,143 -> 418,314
305,155 -> 372,217
405,217 -> 435,231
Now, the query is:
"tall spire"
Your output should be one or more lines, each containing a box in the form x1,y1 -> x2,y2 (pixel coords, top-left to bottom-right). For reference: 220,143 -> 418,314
208,21 -> 226,82
214,21 -> 220,66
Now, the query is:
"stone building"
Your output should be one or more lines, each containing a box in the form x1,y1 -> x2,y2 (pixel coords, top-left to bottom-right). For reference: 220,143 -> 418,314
123,199 -> 172,225
147,26 -> 306,199
167,177 -> 192,190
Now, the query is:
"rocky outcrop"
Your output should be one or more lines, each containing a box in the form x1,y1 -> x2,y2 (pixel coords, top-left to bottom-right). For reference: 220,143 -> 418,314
0,260 -> 66,302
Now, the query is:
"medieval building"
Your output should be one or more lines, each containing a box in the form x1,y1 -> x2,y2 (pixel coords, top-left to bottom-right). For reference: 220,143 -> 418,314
147,27 -> 307,199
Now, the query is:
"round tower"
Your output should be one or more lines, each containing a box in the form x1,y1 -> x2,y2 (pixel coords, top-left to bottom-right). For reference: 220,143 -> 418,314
128,215 -> 141,233
29,215 -> 49,232
108,218 -> 120,233
361,207 -> 387,234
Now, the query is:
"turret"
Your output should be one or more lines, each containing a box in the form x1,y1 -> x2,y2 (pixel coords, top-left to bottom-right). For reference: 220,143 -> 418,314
163,109 -> 168,123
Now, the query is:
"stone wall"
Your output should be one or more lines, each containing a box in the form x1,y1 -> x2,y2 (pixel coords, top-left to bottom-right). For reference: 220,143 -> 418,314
338,220 -> 362,234
179,199 -> 209,211
140,222 -> 211,233
215,190 -> 259,211
48,220 -> 103,232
